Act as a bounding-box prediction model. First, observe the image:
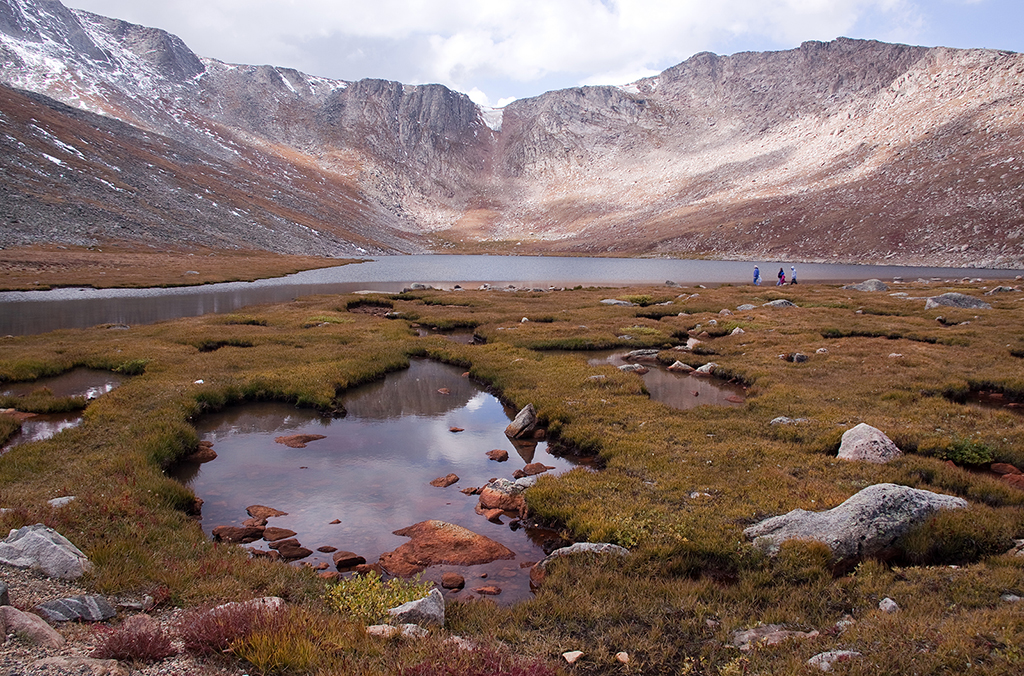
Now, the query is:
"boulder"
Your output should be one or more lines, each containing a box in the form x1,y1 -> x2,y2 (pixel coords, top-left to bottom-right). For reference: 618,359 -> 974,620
186,446 -> 217,463
486,449 -> 509,462
618,364 -> 649,374
667,361 -> 695,373
430,473 -> 460,488
212,525 -> 264,543
694,362 -> 718,376
924,293 -> 992,310
274,434 -> 327,448
267,538 -> 312,560
843,279 -> 889,292
379,521 -> 514,577
504,404 -> 539,439
333,551 -> 367,569
522,462 -> 554,476
34,595 -> 116,622
600,299 -> 634,306
737,304 -> 756,311
478,478 -> 529,516
731,624 -> 819,651
0,581 -> 8,606
317,545 -> 338,553
879,597 -> 900,613
730,327 -> 745,335
762,299 -> 797,308
985,286 -> 1019,295
744,483 -> 968,568
48,496 -> 75,508
475,585 -> 502,595
530,542 -> 630,586
991,463 -> 1022,475
387,588 -> 445,627
837,423 -> 902,463
0,524 -> 92,579
0,606 -> 64,648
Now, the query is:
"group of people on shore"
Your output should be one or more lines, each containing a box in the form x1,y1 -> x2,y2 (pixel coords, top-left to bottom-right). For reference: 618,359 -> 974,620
753,265 -> 796,286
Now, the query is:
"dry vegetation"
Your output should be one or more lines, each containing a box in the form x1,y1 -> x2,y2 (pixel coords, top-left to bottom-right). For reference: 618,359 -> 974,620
0,245 -> 359,291
1,278 -> 1024,674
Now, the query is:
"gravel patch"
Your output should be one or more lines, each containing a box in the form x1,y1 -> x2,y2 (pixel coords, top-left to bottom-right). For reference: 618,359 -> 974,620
0,565 -> 247,676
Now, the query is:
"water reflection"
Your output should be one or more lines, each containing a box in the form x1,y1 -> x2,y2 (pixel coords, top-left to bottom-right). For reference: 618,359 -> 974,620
174,359 -> 587,603
1,369 -> 124,451
588,352 -> 746,409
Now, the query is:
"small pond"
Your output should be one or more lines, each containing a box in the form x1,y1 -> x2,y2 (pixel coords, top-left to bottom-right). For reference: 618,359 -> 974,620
587,352 -> 747,410
172,359 -> 589,603
1,369 -> 124,452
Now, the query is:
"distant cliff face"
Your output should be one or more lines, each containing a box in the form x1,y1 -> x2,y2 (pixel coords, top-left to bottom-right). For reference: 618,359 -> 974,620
1,0 -> 1022,267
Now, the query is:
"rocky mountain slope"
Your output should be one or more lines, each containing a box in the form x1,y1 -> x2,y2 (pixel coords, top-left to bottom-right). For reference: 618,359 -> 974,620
1,0 -> 1021,266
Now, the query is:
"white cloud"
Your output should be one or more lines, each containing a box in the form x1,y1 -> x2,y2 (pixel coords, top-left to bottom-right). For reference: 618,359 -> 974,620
68,0 -> 934,103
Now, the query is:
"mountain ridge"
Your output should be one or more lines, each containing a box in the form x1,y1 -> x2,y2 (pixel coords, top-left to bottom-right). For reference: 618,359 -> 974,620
1,0 -> 1021,267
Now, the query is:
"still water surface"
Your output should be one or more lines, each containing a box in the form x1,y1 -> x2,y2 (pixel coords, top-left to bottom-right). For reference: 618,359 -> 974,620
172,360 -> 588,603
1,369 -> 124,452
3,255 -> 1021,335
588,351 -> 746,410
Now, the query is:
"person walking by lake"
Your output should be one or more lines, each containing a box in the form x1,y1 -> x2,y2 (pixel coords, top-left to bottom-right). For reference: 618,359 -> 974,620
753,266 -> 761,285
790,265 -> 797,284
777,268 -> 785,285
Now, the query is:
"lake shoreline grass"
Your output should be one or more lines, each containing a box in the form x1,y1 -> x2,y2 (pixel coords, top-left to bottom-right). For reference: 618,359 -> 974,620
1,279 -> 1023,674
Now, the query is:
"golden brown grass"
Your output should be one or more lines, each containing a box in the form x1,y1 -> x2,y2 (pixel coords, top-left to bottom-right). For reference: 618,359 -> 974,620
1,278 -> 1023,674
0,244 -> 359,291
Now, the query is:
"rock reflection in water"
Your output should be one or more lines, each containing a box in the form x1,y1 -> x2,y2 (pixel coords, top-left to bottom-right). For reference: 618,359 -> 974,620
1,369 -> 124,452
588,352 -> 746,410
175,359 -> 586,603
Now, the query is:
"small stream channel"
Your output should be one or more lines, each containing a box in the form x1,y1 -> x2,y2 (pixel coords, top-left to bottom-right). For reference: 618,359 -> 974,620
0,369 -> 124,452
172,359 -> 590,604
587,351 -> 747,410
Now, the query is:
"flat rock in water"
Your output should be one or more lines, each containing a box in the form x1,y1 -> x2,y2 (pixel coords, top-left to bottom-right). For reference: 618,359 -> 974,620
0,524 -> 92,579
333,551 -> 367,569
430,473 -> 460,487
379,520 -> 514,577
212,525 -> 264,543
262,527 -> 298,542
924,292 -> 992,310
486,449 -> 509,462
522,462 -> 555,476
744,483 -> 967,568
275,434 -> 327,448
34,595 -> 116,622
247,505 -> 288,520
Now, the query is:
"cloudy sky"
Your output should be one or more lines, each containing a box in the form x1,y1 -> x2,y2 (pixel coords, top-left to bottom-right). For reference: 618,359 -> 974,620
67,0 -> 1022,108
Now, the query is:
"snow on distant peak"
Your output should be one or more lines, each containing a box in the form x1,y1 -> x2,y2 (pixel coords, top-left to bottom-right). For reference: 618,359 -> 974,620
479,106 -> 503,132
618,83 -> 641,95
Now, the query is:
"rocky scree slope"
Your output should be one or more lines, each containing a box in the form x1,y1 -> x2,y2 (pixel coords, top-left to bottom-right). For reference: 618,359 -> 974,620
0,0 -> 1021,266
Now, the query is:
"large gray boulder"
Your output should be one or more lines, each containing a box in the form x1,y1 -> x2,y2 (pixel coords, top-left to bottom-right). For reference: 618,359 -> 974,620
762,299 -> 797,308
744,483 -> 968,568
843,279 -> 889,292
0,524 -> 92,579
504,404 -> 539,439
530,542 -> 629,586
837,423 -> 902,463
388,588 -> 444,627
924,293 -> 992,310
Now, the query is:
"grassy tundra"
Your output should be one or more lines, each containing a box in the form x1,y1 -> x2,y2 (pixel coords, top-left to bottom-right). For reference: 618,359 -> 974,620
1,278 -> 1023,675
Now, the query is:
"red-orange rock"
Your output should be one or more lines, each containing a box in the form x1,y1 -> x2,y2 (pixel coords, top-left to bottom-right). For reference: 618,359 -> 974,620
475,586 -> 502,595
992,463 -> 1022,475
212,525 -> 264,543
486,449 -> 509,462
1002,474 -> 1024,490
186,446 -> 218,463
437,388 -> 451,395
460,486 -> 482,496
317,545 -> 338,553
263,527 -> 297,542
430,473 -> 460,487
353,563 -> 382,576
449,426 -> 464,433
247,505 -> 288,520
274,434 -> 326,448
478,487 -> 527,516
332,551 -> 367,569
378,520 -> 515,577
318,571 -> 340,581
523,462 -> 554,476
441,573 -> 465,590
